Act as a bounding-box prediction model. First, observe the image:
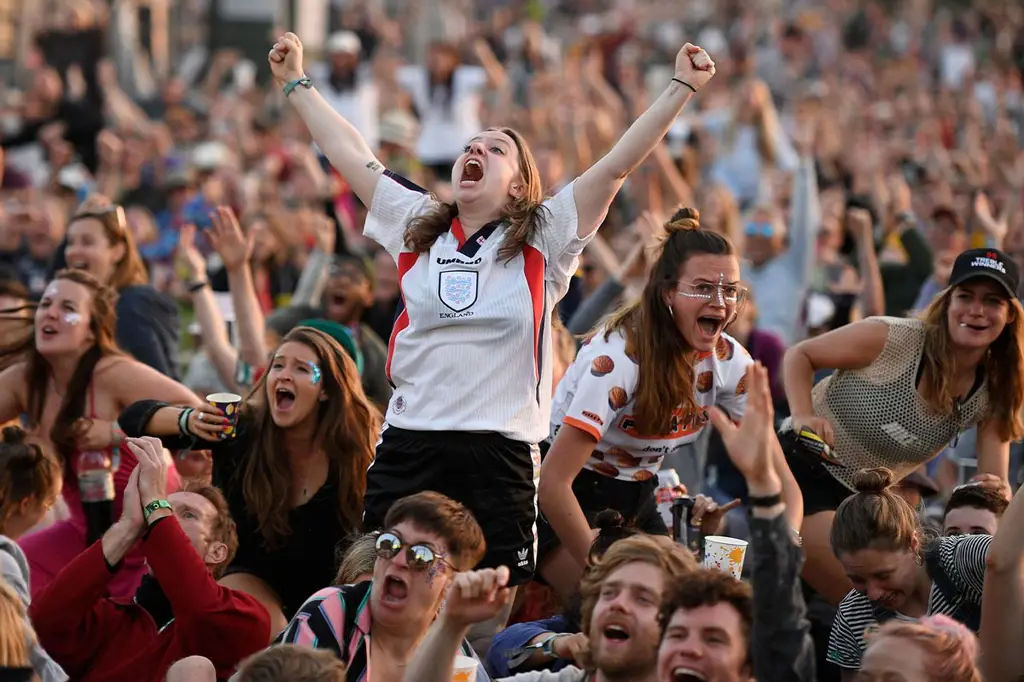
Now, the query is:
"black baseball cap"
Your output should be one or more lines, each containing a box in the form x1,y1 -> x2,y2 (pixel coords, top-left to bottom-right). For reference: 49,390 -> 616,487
948,248 -> 1020,299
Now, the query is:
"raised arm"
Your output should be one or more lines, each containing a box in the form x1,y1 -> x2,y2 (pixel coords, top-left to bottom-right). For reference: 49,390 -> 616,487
270,33 -> 383,207
981,484 -> 1024,682
572,43 -> 715,238
207,207 -> 267,370
178,224 -> 239,390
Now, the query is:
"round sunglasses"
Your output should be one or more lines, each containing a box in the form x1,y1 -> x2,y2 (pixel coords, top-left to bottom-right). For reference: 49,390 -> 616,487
374,531 -> 453,571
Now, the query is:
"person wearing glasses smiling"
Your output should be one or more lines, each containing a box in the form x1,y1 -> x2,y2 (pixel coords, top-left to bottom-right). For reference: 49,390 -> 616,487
53,194 -> 181,379
537,208 -> 803,597
277,491 -> 491,681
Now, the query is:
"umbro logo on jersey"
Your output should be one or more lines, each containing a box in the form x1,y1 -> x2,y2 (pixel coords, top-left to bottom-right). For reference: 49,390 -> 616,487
438,270 -> 478,313
436,256 -> 483,265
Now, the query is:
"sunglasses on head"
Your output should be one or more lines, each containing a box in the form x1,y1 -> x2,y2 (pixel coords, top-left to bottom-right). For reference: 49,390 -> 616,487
73,205 -> 128,235
745,221 -> 774,238
375,531 -> 452,571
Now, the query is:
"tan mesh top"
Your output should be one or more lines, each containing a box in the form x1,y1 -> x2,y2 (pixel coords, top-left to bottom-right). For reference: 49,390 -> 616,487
810,316 -> 989,491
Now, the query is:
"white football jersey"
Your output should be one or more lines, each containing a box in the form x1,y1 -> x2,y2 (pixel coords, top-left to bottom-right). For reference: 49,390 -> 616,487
366,171 -> 590,443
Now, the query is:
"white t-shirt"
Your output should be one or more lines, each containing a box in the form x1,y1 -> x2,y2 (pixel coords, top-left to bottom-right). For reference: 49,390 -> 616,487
309,62 -> 380,151
551,329 -> 752,482
365,171 -> 589,443
396,65 -> 487,164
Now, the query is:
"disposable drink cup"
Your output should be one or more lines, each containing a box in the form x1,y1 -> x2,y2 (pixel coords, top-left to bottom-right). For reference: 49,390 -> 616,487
206,392 -> 242,439
703,535 -> 748,579
451,655 -> 477,682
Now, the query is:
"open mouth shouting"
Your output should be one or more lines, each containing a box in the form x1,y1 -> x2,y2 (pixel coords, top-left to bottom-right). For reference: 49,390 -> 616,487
273,385 -> 296,412
599,620 -> 633,649
696,313 -> 726,341
670,668 -> 708,681
380,574 -> 409,607
69,260 -> 90,273
459,158 -> 484,188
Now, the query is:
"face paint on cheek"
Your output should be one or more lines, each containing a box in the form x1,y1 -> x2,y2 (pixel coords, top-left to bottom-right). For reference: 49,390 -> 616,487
426,560 -> 445,586
64,312 -> 82,326
305,361 -> 322,385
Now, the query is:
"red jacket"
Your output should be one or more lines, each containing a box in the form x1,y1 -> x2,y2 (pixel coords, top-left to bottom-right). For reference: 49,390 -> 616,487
29,517 -> 270,682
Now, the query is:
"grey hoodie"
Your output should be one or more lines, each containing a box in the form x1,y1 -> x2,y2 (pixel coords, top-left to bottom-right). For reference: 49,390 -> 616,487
0,535 -> 68,682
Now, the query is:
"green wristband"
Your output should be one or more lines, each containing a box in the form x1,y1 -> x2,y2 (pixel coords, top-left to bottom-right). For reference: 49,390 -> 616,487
143,499 -> 172,521
283,76 -> 313,97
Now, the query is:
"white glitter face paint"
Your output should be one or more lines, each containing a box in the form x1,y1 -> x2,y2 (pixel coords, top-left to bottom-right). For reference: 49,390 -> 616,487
43,282 -> 60,300
64,312 -> 82,326
715,273 -> 725,307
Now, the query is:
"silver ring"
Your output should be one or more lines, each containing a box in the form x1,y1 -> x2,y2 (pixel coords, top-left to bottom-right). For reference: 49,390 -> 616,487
197,412 -> 205,423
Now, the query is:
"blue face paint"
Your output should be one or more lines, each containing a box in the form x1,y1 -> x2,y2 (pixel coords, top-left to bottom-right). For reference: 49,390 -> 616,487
306,361 -> 322,385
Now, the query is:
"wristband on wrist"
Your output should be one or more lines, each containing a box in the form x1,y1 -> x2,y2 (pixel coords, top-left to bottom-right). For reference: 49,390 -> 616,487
672,77 -> 697,93
283,76 -> 313,97
178,407 -> 194,436
540,633 -> 566,658
187,280 -> 208,293
748,492 -> 783,508
143,499 -> 172,521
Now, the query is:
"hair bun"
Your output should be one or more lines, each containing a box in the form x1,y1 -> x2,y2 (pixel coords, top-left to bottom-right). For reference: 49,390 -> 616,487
853,467 -> 894,494
2,425 -> 27,445
594,509 -> 626,532
665,207 -> 701,234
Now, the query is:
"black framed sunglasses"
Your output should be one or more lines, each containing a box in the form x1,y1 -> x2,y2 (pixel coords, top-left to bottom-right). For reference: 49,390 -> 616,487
374,531 -> 452,571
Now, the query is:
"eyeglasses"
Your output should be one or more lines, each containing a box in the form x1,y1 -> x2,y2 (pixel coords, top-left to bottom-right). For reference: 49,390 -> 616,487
676,280 -> 748,306
374,531 -> 453,571
745,221 -> 774,238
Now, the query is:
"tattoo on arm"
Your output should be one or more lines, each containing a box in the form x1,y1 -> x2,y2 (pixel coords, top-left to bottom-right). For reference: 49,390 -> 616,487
366,160 -> 383,173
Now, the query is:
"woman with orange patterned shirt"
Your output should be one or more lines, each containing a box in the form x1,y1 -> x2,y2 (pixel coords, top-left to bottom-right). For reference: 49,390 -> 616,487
537,208 -> 803,597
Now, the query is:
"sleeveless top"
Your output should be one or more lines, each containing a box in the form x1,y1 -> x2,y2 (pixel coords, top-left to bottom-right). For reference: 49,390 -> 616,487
807,316 -> 989,491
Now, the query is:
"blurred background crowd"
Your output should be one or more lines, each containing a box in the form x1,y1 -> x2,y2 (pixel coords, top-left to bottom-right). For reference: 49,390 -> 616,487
0,0 -> 1022,680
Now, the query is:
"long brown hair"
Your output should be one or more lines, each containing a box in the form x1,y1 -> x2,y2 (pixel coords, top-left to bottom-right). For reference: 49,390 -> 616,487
0,270 -> 122,471
240,327 -> 379,549
69,194 -> 149,290
919,287 -> 1024,441
404,127 -> 547,261
602,208 -> 735,436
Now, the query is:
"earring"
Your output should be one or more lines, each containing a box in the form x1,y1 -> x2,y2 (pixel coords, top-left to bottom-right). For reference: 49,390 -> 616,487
914,554 -> 924,566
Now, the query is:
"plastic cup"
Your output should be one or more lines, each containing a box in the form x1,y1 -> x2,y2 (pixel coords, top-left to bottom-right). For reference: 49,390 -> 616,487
703,535 -> 748,579
451,655 -> 477,682
206,392 -> 242,439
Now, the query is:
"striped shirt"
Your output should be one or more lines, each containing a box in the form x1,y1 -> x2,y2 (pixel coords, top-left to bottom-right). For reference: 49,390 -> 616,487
827,534 -> 991,670
278,580 -> 488,681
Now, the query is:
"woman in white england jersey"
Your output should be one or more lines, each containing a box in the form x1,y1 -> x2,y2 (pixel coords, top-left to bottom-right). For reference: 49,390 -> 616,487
538,209 -> 804,596
268,34 -> 717,596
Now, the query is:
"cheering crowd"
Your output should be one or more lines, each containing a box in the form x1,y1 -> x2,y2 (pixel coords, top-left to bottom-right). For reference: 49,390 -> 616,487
2,0 -> 1024,680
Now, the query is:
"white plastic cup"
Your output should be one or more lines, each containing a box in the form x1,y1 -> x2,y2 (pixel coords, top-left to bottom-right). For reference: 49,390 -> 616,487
451,655 -> 477,682
703,535 -> 748,579
655,468 -> 683,527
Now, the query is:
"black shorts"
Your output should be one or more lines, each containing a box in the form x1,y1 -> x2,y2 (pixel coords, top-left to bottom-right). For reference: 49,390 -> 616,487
363,426 -> 539,586
779,430 -> 854,516
536,467 -> 668,562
